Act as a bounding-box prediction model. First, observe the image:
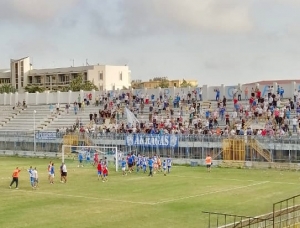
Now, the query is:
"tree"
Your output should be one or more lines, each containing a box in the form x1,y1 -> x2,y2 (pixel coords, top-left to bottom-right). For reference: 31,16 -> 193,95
63,73 -> 98,91
157,79 -> 169,88
180,79 -> 193,88
0,84 -> 17,93
24,86 -> 45,93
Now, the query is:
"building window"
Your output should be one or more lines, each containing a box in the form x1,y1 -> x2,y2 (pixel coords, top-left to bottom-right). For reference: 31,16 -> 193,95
20,61 -> 24,76
174,83 -> 177,87
99,72 -> 103,80
28,76 -> 32,84
119,72 -> 122,81
15,63 -> 18,79
35,76 -> 41,84
84,72 -> 87,81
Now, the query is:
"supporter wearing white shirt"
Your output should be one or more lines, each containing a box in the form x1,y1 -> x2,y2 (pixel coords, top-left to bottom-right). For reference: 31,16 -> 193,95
292,117 -> 298,132
268,97 -> 273,104
232,111 -> 237,120
279,111 -> 284,118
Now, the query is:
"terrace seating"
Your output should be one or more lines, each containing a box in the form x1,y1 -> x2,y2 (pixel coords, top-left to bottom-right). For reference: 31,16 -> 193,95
0,97 -> 297,136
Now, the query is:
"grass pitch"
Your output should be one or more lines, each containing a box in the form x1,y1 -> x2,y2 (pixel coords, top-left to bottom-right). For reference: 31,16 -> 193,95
0,156 -> 300,228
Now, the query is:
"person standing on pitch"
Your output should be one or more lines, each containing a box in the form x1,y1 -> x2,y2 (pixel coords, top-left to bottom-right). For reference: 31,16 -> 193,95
9,167 -> 21,189
61,162 -> 67,183
47,161 -> 52,182
27,166 -> 34,188
148,157 -> 154,177
205,154 -> 212,172
121,158 -> 127,176
166,156 -> 172,174
50,163 -> 55,184
32,167 -> 39,188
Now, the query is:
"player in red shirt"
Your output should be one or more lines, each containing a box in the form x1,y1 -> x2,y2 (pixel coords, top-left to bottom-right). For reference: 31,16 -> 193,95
97,159 -> 102,181
102,164 -> 108,182
93,152 -> 99,166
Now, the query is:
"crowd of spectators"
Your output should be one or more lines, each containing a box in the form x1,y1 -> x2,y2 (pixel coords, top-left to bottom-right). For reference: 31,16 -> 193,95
57,86 -> 300,138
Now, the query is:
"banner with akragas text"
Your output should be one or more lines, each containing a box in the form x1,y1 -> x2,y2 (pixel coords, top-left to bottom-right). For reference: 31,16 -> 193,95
125,134 -> 178,148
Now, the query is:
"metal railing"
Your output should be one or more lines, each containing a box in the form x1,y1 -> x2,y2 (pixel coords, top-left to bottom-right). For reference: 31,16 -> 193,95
0,131 -> 300,163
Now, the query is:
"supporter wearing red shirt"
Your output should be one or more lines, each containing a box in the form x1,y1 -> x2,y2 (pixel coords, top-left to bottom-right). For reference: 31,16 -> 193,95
256,90 -> 261,99
233,98 -> 238,105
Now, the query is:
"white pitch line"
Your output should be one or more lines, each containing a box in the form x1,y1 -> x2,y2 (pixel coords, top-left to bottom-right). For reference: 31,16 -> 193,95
153,181 -> 270,205
4,189 -> 155,205
171,175 -> 299,185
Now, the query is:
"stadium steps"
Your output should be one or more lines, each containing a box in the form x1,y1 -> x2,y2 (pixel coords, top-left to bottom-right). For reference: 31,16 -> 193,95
37,108 -> 67,130
0,107 -> 24,128
248,139 -> 272,162
243,118 -> 253,130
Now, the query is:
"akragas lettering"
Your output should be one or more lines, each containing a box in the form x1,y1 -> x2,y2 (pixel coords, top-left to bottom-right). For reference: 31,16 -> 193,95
125,134 -> 178,148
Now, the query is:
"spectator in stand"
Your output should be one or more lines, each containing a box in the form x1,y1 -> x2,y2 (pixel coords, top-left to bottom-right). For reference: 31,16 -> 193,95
215,89 -> 220,101
243,87 -> 248,100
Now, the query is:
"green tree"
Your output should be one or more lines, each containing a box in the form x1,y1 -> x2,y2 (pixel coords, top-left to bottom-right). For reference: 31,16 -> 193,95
63,73 -> 99,91
0,84 -> 17,93
24,86 -> 45,93
155,79 -> 169,88
180,79 -> 193,88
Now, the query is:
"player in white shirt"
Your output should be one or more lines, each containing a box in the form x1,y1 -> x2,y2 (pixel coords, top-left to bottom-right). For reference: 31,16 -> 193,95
32,167 -> 38,188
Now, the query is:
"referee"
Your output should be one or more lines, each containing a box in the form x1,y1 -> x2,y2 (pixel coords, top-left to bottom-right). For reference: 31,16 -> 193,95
61,162 -> 68,183
9,167 -> 21,189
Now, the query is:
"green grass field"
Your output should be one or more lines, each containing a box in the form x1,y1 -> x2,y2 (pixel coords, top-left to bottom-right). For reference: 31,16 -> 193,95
0,156 -> 300,228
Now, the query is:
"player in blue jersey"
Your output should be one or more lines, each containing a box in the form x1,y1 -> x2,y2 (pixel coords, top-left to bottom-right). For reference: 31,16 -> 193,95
78,153 -> 83,167
50,163 -> 55,184
166,156 -> 172,174
27,166 -> 34,188
121,158 -> 127,176
162,160 -> 167,176
136,154 -> 142,173
148,157 -> 154,177
142,155 -> 147,173
86,150 -> 91,164
127,154 -> 134,173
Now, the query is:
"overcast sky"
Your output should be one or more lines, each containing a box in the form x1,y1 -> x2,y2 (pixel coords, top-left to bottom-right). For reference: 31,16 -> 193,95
0,0 -> 300,86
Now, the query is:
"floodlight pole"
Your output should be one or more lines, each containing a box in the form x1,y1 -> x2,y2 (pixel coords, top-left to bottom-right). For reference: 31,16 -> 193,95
33,110 -> 36,153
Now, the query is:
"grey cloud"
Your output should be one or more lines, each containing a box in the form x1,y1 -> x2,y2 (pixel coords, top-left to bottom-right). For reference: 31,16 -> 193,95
91,0 -> 254,38
0,0 -> 80,23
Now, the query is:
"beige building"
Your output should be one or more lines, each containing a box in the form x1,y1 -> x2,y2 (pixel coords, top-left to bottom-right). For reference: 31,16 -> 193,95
0,69 -> 11,84
3,57 -> 131,91
132,78 -> 198,89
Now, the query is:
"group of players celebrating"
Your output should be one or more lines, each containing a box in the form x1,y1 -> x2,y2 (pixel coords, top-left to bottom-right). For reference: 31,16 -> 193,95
121,154 -> 172,177
77,150 -> 173,182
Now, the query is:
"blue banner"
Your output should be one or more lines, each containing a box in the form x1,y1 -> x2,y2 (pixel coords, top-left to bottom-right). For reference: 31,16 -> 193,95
125,134 -> 178,148
35,132 -> 57,140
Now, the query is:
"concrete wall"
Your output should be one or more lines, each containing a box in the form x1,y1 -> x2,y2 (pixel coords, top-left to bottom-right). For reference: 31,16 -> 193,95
0,80 -> 299,106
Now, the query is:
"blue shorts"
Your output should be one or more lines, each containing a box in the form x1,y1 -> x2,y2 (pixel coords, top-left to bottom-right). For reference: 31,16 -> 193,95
30,177 -> 34,183
103,173 -> 107,177
97,171 -> 102,175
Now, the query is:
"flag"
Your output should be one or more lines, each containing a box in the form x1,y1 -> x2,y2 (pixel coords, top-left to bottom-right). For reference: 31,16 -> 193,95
125,107 -> 139,127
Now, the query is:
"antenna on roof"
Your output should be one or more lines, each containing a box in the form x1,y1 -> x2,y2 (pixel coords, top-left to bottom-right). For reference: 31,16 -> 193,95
86,59 -> 89,66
